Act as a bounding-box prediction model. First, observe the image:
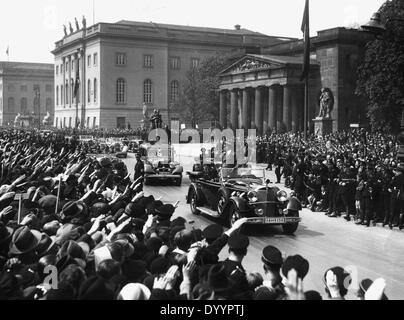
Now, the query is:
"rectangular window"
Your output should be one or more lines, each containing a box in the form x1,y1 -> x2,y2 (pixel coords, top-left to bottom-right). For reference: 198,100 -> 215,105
116,53 -> 127,66
93,53 -> 98,66
191,58 -> 200,69
170,57 -> 181,70
87,55 -> 91,67
8,84 -> 15,92
143,54 -> 153,68
93,117 -> 96,128
63,117 -> 66,128
87,117 -> 90,128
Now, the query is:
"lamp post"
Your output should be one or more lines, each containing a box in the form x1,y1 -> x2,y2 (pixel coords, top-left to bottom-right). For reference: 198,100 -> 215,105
361,11 -> 404,165
34,87 -> 41,130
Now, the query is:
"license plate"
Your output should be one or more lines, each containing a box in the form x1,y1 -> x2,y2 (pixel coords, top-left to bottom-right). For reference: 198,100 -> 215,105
159,172 -> 170,175
265,217 -> 286,224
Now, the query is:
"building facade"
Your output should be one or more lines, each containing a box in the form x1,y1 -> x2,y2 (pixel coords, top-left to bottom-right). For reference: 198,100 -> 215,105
0,62 -> 54,127
218,27 -> 372,133
52,21 -> 294,129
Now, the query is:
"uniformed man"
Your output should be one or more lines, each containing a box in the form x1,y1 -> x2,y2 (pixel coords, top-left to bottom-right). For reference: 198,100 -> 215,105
388,165 -> 404,230
134,153 -> 144,191
261,245 -> 285,298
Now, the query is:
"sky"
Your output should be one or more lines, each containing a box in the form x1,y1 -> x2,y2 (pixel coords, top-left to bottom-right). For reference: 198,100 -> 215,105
0,0 -> 386,63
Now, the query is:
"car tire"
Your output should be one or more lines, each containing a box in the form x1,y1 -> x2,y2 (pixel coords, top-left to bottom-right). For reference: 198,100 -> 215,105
282,211 -> 299,235
227,202 -> 242,228
174,176 -> 182,186
189,189 -> 200,215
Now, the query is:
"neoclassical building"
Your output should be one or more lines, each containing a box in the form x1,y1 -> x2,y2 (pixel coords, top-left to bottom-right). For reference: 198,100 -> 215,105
52,20 -> 294,129
218,27 -> 372,133
0,62 -> 54,127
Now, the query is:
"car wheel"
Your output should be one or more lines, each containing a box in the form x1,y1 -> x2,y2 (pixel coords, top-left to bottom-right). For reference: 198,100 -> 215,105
174,176 -> 182,186
189,189 -> 200,215
282,211 -> 299,235
227,202 -> 242,228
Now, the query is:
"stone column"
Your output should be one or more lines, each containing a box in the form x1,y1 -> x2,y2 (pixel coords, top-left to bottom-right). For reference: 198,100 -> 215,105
276,86 -> 284,132
219,90 -> 227,128
230,90 -> 238,130
268,86 -> 277,132
283,85 -> 293,132
262,90 -> 268,135
291,86 -> 301,133
238,91 -> 243,128
254,87 -> 263,135
242,88 -> 249,130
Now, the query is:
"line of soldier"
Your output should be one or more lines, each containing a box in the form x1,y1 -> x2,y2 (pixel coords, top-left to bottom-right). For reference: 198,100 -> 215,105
256,130 -> 403,230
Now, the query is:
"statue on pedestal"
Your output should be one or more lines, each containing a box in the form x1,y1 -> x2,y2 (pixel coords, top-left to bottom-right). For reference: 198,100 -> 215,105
69,22 -> 74,34
63,25 -> 68,36
14,113 -> 21,127
42,112 -> 51,126
317,88 -> 334,119
150,109 -> 162,130
82,16 -> 87,30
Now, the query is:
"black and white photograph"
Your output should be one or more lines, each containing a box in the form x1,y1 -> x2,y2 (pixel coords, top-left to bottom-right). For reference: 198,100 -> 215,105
0,0 -> 403,306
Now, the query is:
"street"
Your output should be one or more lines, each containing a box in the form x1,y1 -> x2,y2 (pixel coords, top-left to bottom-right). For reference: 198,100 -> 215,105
122,152 -> 404,300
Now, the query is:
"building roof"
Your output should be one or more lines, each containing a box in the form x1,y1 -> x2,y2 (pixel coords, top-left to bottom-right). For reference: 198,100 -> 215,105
0,61 -> 53,71
247,54 -> 318,65
116,20 -> 276,37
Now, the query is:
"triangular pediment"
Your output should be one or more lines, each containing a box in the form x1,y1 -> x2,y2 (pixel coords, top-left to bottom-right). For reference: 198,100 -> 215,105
219,55 -> 284,75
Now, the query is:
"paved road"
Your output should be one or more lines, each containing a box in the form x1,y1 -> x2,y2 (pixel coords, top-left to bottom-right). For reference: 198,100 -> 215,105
121,153 -> 404,300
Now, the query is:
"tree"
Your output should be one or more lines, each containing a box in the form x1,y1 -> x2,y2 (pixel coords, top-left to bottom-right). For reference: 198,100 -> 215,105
356,0 -> 404,133
172,53 -> 233,128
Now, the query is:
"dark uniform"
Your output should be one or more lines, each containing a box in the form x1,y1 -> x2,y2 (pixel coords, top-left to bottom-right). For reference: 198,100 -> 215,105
134,155 -> 145,190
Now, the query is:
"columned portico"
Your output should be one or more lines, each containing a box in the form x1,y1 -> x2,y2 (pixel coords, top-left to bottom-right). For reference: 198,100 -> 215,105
218,54 -> 318,134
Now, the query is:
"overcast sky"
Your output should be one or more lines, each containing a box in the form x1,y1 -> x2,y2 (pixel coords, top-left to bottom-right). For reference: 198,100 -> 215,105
0,0 -> 385,63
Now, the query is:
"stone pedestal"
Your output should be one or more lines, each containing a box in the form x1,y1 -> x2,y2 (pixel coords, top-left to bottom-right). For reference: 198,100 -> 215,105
313,117 -> 333,136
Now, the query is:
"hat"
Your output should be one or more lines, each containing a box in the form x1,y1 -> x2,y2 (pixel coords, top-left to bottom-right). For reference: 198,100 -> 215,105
118,283 -> 151,300
228,233 -> 249,250
78,276 -> 114,300
42,220 -> 61,236
150,257 -> 170,275
9,226 -> 42,255
20,213 -> 41,231
60,201 -> 88,220
0,221 -> 13,244
125,203 -> 146,219
253,286 -> 278,300
207,263 -> 234,293
146,237 -> 163,253
282,255 -> 309,280
203,224 -> 223,242
37,195 -> 58,213
261,245 -> 283,266
58,240 -> 86,261
36,233 -> 59,257
304,290 -> 323,300
155,204 -> 175,218
99,157 -> 112,168
90,202 -> 110,218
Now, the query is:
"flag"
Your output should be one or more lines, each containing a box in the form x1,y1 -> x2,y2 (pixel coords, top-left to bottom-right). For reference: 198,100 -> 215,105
73,60 -> 80,98
300,0 -> 310,81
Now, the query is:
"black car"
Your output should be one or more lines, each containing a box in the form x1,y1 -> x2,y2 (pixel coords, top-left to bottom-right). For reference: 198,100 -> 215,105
186,164 -> 302,234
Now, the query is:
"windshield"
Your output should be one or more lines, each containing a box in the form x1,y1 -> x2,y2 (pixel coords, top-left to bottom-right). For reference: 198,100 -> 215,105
221,167 -> 265,183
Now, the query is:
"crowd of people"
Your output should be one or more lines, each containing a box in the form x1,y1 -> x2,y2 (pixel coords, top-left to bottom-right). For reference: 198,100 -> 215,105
0,128 -> 390,300
256,130 -> 403,230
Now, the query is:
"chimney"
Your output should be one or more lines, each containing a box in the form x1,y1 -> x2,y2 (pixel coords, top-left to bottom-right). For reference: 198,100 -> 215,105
235,24 -> 241,30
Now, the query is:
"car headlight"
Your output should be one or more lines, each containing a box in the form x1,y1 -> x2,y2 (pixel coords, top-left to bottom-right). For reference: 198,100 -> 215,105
248,191 -> 258,203
277,190 -> 288,202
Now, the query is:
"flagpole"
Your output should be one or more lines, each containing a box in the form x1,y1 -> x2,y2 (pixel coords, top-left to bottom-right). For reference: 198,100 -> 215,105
304,77 -> 309,141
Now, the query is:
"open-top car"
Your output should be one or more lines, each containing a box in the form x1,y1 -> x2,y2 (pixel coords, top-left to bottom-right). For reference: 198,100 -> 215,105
142,144 -> 183,186
186,165 -> 302,234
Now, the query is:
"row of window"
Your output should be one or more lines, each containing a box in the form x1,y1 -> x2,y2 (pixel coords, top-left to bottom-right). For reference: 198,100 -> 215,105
6,84 -> 52,92
115,79 -> 179,104
56,78 -> 97,106
55,116 -> 97,129
55,54 -> 200,74
114,53 -> 200,69
55,54 -> 97,75
5,97 -> 52,113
